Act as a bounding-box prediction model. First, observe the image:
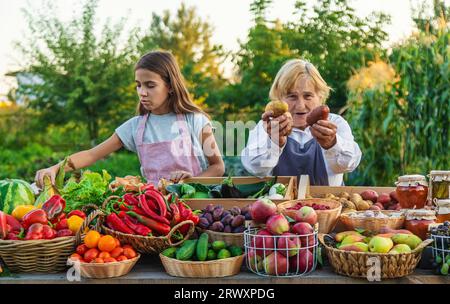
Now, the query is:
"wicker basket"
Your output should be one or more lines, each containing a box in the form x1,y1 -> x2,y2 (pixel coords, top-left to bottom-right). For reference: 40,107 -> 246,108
339,210 -> 405,232
319,234 -> 433,279
0,210 -> 101,273
99,196 -> 195,254
68,254 -> 141,279
160,253 -> 244,278
196,228 -> 244,247
278,199 -> 342,234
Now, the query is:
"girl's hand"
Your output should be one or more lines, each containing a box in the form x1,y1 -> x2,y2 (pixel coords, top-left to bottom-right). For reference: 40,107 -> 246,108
310,120 -> 337,149
169,170 -> 193,183
262,111 -> 293,147
35,166 -> 59,189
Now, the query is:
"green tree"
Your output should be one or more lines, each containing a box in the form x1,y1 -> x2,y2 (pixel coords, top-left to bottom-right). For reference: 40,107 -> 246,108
14,0 -> 138,145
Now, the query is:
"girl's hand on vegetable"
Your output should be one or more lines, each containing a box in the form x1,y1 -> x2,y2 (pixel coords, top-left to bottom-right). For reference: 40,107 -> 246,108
170,170 -> 193,183
310,120 -> 337,149
262,111 -> 293,147
35,166 -> 58,189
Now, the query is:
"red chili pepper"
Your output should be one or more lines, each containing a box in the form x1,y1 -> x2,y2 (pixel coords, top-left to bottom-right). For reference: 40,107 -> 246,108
67,210 -> 86,219
25,223 -> 44,240
55,218 -> 68,231
188,214 -> 200,225
145,189 -> 167,218
5,214 -> 21,232
56,229 -> 73,237
22,209 -> 48,230
42,195 -> 66,221
123,193 -> 139,206
119,212 -> 152,236
106,213 -> 134,234
42,225 -> 57,239
127,211 -> 170,236
144,196 -> 160,213
0,211 -> 8,239
138,195 -> 170,225
169,203 -> 181,226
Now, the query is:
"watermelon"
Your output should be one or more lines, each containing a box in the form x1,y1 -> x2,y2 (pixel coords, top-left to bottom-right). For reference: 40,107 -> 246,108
0,179 -> 35,214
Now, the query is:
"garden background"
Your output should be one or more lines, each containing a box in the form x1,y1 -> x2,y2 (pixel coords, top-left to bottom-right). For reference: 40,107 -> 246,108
0,0 -> 448,186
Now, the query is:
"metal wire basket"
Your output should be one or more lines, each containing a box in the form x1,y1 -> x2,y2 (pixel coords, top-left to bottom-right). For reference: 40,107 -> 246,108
243,226 -> 318,277
430,233 -> 450,266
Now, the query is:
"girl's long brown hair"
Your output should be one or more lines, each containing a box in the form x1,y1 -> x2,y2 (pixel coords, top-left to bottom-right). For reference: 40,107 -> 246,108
135,51 -> 208,117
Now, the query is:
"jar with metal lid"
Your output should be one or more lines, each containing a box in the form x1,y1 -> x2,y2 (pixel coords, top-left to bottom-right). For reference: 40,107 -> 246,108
435,199 -> 450,223
404,209 -> 436,240
429,170 -> 450,201
395,175 -> 428,209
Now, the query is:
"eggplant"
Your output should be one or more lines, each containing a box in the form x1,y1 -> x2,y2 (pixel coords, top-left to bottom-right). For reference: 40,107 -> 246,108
221,176 -> 243,198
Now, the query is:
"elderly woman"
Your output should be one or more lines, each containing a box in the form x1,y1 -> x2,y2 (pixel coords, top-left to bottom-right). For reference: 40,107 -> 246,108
241,59 -> 362,185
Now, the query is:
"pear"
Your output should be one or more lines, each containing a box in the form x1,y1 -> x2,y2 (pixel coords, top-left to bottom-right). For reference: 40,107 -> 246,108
341,234 -> 365,246
391,234 -> 422,250
368,236 -> 393,253
335,231 -> 361,242
388,244 -> 412,254
339,242 -> 369,252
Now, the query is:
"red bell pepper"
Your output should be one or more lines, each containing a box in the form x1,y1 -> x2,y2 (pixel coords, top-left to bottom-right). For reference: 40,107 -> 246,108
55,218 -> 68,231
42,225 -> 57,239
0,211 -> 9,239
138,194 -> 170,225
50,212 -> 66,225
6,232 -> 21,240
22,209 -> 48,229
42,195 -> 66,221
67,210 -> 86,219
145,189 -> 167,217
25,223 -> 44,240
127,211 -> 170,236
56,229 -> 73,237
106,213 -> 134,234
5,214 -> 22,232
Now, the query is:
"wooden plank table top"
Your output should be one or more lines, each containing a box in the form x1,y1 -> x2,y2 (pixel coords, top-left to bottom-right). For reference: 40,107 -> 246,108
1,255 -> 449,284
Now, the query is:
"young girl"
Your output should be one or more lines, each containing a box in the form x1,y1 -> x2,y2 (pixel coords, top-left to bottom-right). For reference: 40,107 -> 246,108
241,59 -> 362,186
35,51 -> 224,187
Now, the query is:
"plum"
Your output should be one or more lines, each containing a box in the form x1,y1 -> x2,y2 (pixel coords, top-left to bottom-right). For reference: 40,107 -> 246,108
210,221 -> 224,232
198,217 -> 210,229
224,225 -> 232,233
241,205 -> 250,214
230,206 -> 241,216
244,212 -> 252,220
233,226 -> 245,233
213,206 -> 224,221
231,215 -> 245,227
221,214 -> 234,225
221,211 -> 231,218
205,204 -> 215,213
203,213 -> 213,224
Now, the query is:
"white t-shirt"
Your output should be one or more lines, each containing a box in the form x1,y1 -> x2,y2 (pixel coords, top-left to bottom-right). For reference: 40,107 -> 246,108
115,112 -> 211,171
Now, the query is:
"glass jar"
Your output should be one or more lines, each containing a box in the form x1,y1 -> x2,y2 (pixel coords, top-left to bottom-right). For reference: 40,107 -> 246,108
405,209 -> 436,240
435,199 -> 450,223
429,170 -> 450,201
396,175 -> 428,209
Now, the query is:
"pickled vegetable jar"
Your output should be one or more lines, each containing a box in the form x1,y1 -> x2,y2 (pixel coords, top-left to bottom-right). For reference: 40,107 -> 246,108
429,170 -> 450,201
405,209 -> 436,240
436,199 -> 450,223
396,175 -> 428,209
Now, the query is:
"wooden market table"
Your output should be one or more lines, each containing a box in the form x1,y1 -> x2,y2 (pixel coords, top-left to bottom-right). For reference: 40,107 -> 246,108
0,255 -> 448,284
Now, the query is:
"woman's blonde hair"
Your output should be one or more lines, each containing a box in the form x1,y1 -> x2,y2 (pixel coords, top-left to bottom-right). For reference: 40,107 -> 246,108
135,50 -> 208,117
269,59 -> 332,103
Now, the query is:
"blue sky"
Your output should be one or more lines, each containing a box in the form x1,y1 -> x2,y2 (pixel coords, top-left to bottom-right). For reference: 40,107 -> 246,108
0,0 -> 444,97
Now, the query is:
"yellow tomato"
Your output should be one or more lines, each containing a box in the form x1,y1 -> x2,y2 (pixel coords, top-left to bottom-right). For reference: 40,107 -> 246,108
67,215 -> 84,234
11,205 -> 36,220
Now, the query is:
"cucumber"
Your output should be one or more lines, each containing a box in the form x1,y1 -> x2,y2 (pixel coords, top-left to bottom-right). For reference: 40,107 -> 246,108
212,240 -> 226,252
176,240 -> 198,261
228,246 -> 243,257
217,249 -> 231,259
206,249 -> 217,260
196,233 -> 209,261
161,247 -> 177,258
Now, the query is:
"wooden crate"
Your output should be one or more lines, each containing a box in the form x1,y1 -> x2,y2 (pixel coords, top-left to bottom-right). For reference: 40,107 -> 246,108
180,176 -> 297,210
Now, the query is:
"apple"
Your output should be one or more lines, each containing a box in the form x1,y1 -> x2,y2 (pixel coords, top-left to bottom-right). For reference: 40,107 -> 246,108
277,232 -> 301,257
291,222 -> 315,248
289,249 -> 314,273
246,249 -> 264,272
251,229 -> 275,256
266,214 -> 290,235
250,198 -> 277,223
294,206 -> 318,225
263,252 -> 289,275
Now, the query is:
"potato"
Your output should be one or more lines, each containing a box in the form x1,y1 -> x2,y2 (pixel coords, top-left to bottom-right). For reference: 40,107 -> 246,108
306,105 -> 330,126
265,100 -> 288,117
360,190 -> 379,203
342,208 -> 356,214
339,198 -> 356,210
325,193 -> 337,200
339,192 -> 350,200
350,193 -> 363,204
355,200 -> 371,211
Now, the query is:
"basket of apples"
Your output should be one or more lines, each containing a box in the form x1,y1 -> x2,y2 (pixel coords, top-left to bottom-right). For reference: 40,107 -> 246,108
244,198 -> 318,277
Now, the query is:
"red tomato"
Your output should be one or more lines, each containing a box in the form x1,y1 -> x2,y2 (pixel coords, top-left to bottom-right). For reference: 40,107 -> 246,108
84,248 -> 99,263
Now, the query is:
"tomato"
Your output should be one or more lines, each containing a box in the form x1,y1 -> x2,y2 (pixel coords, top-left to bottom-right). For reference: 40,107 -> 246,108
92,257 -> 104,263
116,255 -> 128,261
110,247 -> 124,258
114,237 -> 121,247
123,247 -> 137,259
76,244 -> 88,256
70,253 -> 82,261
98,251 -> 111,259
84,230 -> 101,249
84,248 -> 99,262
104,257 -> 117,263
98,235 -> 116,252
122,244 -> 133,250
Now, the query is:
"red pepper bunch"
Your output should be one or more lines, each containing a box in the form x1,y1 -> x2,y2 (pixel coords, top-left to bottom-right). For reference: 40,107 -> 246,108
0,195 -> 86,241
104,185 -> 200,238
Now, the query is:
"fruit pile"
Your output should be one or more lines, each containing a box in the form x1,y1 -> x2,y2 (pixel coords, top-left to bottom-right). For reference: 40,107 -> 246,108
245,198 -> 317,276
197,204 -> 250,233
346,210 -> 403,219
161,232 -> 243,261
429,222 -> 450,275
287,202 -> 330,211
69,230 -> 138,263
320,190 -> 401,213
330,229 -> 422,253
0,195 -> 85,241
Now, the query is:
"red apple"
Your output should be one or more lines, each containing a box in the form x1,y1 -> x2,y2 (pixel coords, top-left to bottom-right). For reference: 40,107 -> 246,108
294,206 -> 318,225
291,222 -> 315,248
276,232 -> 301,257
250,229 -> 275,256
266,214 -> 289,235
246,249 -> 264,272
289,249 -> 314,273
250,198 -> 277,223
263,252 -> 289,275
